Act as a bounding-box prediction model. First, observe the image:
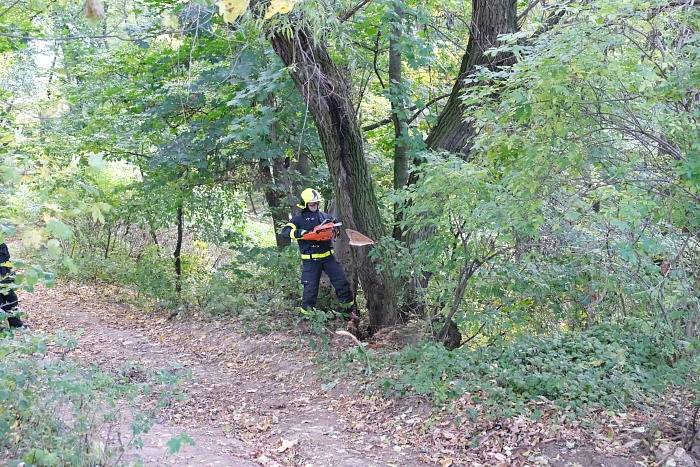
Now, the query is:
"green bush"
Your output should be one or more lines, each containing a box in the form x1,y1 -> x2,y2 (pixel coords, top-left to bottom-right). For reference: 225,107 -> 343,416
377,321 -> 697,416
65,245 -> 177,303
196,246 -> 301,333
0,331 -> 184,465
62,237 -> 303,334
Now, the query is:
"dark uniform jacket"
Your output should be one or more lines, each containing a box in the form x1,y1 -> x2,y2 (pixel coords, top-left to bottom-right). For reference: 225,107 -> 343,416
0,243 -> 18,312
280,209 -> 336,257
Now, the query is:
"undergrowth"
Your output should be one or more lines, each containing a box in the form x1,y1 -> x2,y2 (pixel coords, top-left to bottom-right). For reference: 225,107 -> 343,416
340,320 -> 698,418
0,330 -> 186,465
58,244 -> 301,334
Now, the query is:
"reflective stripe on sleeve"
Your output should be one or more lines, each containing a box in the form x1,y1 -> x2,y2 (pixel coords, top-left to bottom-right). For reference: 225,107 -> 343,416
284,222 -> 297,239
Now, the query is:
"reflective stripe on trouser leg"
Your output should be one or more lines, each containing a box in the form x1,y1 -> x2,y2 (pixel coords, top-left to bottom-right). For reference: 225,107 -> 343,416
322,256 -> 353,304
301,260 -> 323,310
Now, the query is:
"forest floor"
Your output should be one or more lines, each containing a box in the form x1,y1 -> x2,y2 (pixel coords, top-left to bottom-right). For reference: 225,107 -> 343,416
19,281 -> 698,466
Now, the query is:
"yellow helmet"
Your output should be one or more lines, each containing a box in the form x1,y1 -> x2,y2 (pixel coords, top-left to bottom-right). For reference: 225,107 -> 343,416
298,188 -> 323,209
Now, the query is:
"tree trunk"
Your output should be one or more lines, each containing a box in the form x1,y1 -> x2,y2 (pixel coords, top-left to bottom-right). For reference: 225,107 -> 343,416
425,0 -> 517,155
327,198 -> 358,295
104,226 -> 112,259
269,28 -> 398,329
260,151 -> 311,249
174,202 -> 183,294
390,0 -> 408,242
404,0 -> 517,316
260,160 -> 292,248
260,90 -> 311,249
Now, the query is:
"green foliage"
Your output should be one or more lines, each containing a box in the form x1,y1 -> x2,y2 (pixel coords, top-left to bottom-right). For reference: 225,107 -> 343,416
297,307 -> 333,340
60,232 -> 302,333
3,0 -> 699,428
194,245 -> 301,327
165,433 -> 196,455
0,332 -> 185,465
67,244 -> 182,302
379,0 -> 700,347
377,321 -> 697,416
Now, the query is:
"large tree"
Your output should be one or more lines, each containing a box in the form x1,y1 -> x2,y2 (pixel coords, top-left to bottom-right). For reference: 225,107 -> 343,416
267,23 -> 399,329
402,0 -> 518,322
260,0 -> 519,328
426,0 -> 517,155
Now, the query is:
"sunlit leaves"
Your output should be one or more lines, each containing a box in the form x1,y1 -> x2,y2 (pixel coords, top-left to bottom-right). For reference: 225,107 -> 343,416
218,0 -> 249,23
162,12 -> 180,30
217,0 -> 300,23
46,239 -> 62,257
45,219 -> 73,240
21,229 -> 44,249
89,202 -> 110,224
264,0 -> 299,20
87,153 -> 106,171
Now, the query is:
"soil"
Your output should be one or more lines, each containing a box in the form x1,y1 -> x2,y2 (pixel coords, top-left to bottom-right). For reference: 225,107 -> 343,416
16,282 -> 699,466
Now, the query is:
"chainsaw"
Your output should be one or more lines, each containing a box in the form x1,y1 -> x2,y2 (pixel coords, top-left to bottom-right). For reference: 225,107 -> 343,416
300,219 -> 376,246
300,220 -> 343,242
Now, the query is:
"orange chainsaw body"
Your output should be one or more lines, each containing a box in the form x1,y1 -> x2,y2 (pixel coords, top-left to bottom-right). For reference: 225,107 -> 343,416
300,222 -> 342,242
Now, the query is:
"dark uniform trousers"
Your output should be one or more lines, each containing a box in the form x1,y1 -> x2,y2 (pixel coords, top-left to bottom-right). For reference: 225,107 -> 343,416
1,243 -> 22,328
301,256 -> 353,310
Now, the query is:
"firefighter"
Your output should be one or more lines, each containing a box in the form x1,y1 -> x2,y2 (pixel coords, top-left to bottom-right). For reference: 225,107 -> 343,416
280,188 -> 358,324
0,242 -> 23,328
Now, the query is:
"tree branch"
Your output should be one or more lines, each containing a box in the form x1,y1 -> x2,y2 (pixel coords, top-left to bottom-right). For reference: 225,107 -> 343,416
362,92 -> 450,131
0,31 -> 174,42
0,0 -> 21,20
340,0 -> 374,22
456,320 -> 488,348
372,30 -> 385,89
517,0 -> 541,26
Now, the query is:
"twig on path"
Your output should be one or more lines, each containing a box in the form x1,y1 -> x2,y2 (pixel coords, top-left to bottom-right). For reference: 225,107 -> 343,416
335,329 -> 361,346
335,330 -> 372,376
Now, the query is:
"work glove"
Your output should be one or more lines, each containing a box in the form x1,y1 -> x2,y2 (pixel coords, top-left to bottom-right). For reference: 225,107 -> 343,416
296,229 -> 307,239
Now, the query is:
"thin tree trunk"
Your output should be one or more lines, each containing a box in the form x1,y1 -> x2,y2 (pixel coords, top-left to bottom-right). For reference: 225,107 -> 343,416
390,0 -> 408,242
174,202 -> 183,294
260,160 -> 292,248
104,227 -> 111,259
269,27 -> 398,329
248,189 -> 258,215
261,93 -> 295,249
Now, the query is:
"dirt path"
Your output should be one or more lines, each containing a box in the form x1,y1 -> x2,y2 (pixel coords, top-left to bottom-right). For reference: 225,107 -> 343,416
23,282 -> 424,466
19,282 -> 697,467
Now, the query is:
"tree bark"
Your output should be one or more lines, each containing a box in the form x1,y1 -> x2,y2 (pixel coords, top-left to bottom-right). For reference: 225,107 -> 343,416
403,0 -> 517,317
269,28 -> 398,329
260,149 -> 310,249
390,0 -> 408,242
259,160 -> 292,248
174,202 -> 183,294
104,226 -> 112,259
327,198 -> 358,295
259,93 -> 307,249
425,0 -> 517,155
